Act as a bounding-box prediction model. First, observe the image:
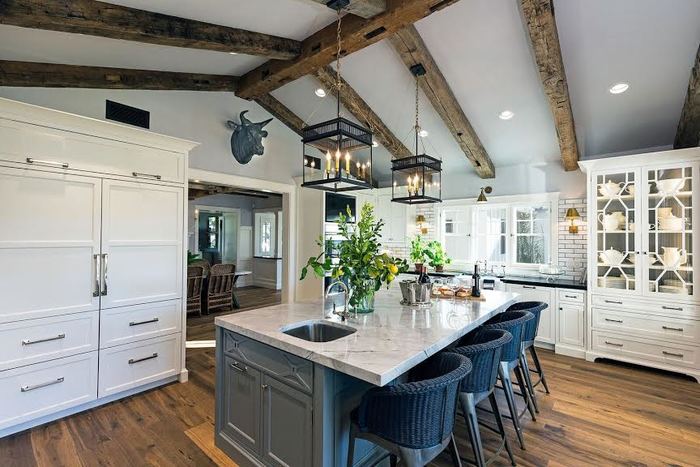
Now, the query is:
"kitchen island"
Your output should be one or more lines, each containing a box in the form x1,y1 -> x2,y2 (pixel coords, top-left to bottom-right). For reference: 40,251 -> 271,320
214,288 -> 518,467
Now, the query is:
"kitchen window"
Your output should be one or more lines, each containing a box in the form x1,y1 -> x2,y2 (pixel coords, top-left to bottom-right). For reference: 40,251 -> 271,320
255,211 -> 279,257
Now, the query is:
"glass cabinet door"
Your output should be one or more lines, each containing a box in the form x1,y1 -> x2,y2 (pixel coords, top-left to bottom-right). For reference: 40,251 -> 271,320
644,164 -> 695,297
594,169 -> 639,293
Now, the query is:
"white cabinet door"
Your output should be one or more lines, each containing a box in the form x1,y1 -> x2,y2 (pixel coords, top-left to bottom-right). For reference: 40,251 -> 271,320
100,180 -> 183,309
506,283 -> 556,344
0,167 -> 101,323
558,302 -> 585,348
375,191 -> 407,244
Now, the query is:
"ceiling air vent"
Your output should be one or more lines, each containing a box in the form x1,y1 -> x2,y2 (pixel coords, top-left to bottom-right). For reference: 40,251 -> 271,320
105,100 -> 150,129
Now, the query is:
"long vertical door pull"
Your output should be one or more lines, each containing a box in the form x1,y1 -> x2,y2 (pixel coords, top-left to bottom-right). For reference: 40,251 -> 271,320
101,253 -> 108,296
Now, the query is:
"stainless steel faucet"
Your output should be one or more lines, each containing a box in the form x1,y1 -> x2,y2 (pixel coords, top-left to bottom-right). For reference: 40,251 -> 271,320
324,281 -> 351,321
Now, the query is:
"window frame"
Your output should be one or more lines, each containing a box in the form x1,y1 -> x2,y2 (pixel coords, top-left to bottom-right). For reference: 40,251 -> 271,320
254,209 -> 283,258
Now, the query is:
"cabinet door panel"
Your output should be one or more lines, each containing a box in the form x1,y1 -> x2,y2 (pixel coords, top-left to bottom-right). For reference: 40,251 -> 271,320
262,375 -> 313,467
101,180 -> 183,308
221,357 -> 261,454
0,167 -> 101,323
558,303 -> 584,347
506,284 -> 555,344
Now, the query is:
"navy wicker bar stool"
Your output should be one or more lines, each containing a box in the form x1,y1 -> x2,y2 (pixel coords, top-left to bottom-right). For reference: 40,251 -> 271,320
481,311 -> 536,449
347,353 -> 472,467
506,301 -> 550,413
451,329 -> 516,467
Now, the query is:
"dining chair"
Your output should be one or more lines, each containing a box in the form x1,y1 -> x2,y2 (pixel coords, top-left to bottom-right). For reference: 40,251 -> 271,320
206,263 -> 236,314
186,266 -> 204,317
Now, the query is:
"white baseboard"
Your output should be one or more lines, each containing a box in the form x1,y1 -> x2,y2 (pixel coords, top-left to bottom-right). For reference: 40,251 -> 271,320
555,345 -> 586,359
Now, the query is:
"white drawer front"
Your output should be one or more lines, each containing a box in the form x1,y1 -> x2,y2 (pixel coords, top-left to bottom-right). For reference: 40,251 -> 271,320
0,352 -> 98,430
0,311 -> 99,371
591,331 -> 699,369
98,334 -> 180,397
0,118 -> 185,183
592,294 -> 699,318
506,283 -> 555,344
558,289 -> 585,304
593,308 -> 699,344
100,301 -> 182,348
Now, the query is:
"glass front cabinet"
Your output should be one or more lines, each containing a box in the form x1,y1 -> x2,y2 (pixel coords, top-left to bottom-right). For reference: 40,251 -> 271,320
591,161 -> 699,300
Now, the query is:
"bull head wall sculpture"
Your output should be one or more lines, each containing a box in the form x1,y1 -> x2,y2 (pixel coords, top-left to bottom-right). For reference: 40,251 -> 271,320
226,111 -> 273,165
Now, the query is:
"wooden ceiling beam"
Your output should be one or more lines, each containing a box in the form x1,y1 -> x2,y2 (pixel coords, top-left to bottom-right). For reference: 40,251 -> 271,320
315,65 -> 411,158
236,0 -> 461,99
253,93 -> 305,136
389,25 -> 495,178
520,0 -> 579,171
304,0 -> 386,19
0,0 -> 301,60
675,44 -> 700,149
0,60 -> 239,91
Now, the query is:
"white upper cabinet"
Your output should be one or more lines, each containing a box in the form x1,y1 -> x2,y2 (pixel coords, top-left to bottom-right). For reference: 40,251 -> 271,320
0,167 -> 102,323
373,190 -> 407,244
100,180 -> 183,309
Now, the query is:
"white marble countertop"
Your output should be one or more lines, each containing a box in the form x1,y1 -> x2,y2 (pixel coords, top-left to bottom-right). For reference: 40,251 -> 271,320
215,288 -> 518,386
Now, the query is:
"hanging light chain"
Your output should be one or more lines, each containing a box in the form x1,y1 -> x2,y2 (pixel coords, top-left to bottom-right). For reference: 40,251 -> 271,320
335,8 -> 343,105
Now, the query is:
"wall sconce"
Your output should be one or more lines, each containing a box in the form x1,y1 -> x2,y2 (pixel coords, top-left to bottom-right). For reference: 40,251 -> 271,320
476,186 -> 492,203
565,207 -> 581,233
416,214 -> 428,235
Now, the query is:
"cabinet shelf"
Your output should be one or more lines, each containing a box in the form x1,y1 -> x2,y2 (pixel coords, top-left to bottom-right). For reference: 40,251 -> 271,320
648,191 -> 692,199
649,230 -> 692,234
596,194 -> 634,201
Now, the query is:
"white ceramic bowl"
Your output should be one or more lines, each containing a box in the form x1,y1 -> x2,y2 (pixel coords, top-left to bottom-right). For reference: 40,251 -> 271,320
599,248 -> 625,265
655,178 -> 685,194
659,216 -> 685,231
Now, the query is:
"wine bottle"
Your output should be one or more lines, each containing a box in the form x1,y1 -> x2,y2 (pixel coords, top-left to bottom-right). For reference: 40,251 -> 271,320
471,264 -> 481,297
418,265 -> 431,284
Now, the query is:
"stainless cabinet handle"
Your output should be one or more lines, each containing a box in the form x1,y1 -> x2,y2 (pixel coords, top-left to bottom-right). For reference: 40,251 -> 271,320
564,295 -> 577,299
523,285 -> 536,289
21,377 -> 65,392
604,300 -> 623,305
604,341 -> 623,347
22,333 -> 66,346
230,362 -> 247,372
93,254 -> 100,297
128,352 -> 158,364
261,384 -> 269,390
662,326 -> 684,332
101,253 -> 108,296
26,157 -> 69,169
132,171 -> 162,180
662,351 -> 684,358
662,306 -> 683,311
604,318 -> 623,323
129,318 -> 159,327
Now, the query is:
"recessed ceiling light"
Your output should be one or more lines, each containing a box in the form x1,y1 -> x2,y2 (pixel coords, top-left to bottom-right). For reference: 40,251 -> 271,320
609,82 -> 629,94
229,52 -> 238,55
372,141 -> 379,147
498,110 -> 515,120
418,129 -> 429,138
315,88 -> 326,98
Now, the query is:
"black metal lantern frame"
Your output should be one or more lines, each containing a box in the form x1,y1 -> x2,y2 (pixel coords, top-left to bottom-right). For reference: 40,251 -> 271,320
391,154 -> 442,204
301,117 -> 374,192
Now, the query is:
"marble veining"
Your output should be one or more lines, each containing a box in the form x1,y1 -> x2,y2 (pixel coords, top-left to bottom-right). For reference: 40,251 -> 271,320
215,288 -> 518,386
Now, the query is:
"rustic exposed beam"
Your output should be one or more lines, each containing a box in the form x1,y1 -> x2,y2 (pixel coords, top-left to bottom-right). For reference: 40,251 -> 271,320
389,25 -> 495,178
254,93 -> 305,136
675,44 -> 700,149
0,0 -> 301,60
236,0 -> 460,99
520,0 -> 579,171
304,0 -> 386,19
315,65 -> 411,158
0,60 -> 239,91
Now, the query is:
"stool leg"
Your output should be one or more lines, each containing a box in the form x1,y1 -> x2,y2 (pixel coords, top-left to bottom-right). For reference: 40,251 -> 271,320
514,364 -> 536,422
448,433 -> 463,467
389,454 -> 398,467
519,353 -> 539,413
460,393 -> 485,467
488,392 -> 516,466
529,346 -> 550,394
347,424 -> 356,467
499,362 -> 526,449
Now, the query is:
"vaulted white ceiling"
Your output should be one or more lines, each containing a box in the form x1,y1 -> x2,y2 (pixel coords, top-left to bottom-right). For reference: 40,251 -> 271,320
0,0 -> 699,181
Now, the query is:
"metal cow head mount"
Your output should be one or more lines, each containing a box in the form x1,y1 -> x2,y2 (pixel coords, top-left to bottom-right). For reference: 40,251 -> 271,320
226,111 -> 273,165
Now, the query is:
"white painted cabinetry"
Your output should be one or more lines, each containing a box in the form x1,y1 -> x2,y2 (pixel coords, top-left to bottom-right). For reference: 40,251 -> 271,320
354,188 -> 408,244
0,97 -> 197,436
504,283 -> 556,345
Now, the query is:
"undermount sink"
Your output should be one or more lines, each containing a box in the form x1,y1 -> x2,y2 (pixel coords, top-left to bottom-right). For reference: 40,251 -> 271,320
281,320 -> 356,343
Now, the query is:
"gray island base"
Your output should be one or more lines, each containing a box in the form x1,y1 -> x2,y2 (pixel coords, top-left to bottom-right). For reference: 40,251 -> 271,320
214,289 -> 518,467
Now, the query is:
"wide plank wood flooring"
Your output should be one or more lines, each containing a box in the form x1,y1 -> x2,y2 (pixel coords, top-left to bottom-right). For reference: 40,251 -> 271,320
1,349 -> 699,466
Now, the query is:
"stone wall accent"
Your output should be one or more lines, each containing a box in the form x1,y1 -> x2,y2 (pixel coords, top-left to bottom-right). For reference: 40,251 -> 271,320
558,197 -> 588,281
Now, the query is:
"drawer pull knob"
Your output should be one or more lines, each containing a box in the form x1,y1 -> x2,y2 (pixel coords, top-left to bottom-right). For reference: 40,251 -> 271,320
129,318 -> 160,327
604,341 -> 624,347
21,377 -> 65,392
662,306 -> 683,311
604,318 -> 623,323
523,285 -> 536,289
604,300 -> 623,305
662,351 -> 684,358
230,362 -> 247,373
132,171 -> 162,180
129,352 -> 158,364
26,157 -> 69,169
22,333 -> 66,346
662,326 -> 684,332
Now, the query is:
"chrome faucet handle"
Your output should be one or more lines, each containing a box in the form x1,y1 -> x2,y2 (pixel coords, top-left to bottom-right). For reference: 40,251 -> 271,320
324,280 -> 351,320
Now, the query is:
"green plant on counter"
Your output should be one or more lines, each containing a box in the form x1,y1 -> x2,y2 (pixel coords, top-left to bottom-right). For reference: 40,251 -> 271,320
187,250 -> 202,265
300,203 -> 408,312
424,240 -> 452,269
409,235 -> 428,264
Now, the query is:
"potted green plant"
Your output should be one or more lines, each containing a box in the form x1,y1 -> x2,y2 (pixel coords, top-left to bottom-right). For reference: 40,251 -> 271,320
424,240 -> 451,272
410,235 -> 428,272
187,250 -> 202,265
300,203 -> 407,313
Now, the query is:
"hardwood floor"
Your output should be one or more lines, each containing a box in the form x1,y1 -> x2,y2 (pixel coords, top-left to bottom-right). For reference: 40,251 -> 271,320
186,286 -> 282,341
2,349 -> 699,466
